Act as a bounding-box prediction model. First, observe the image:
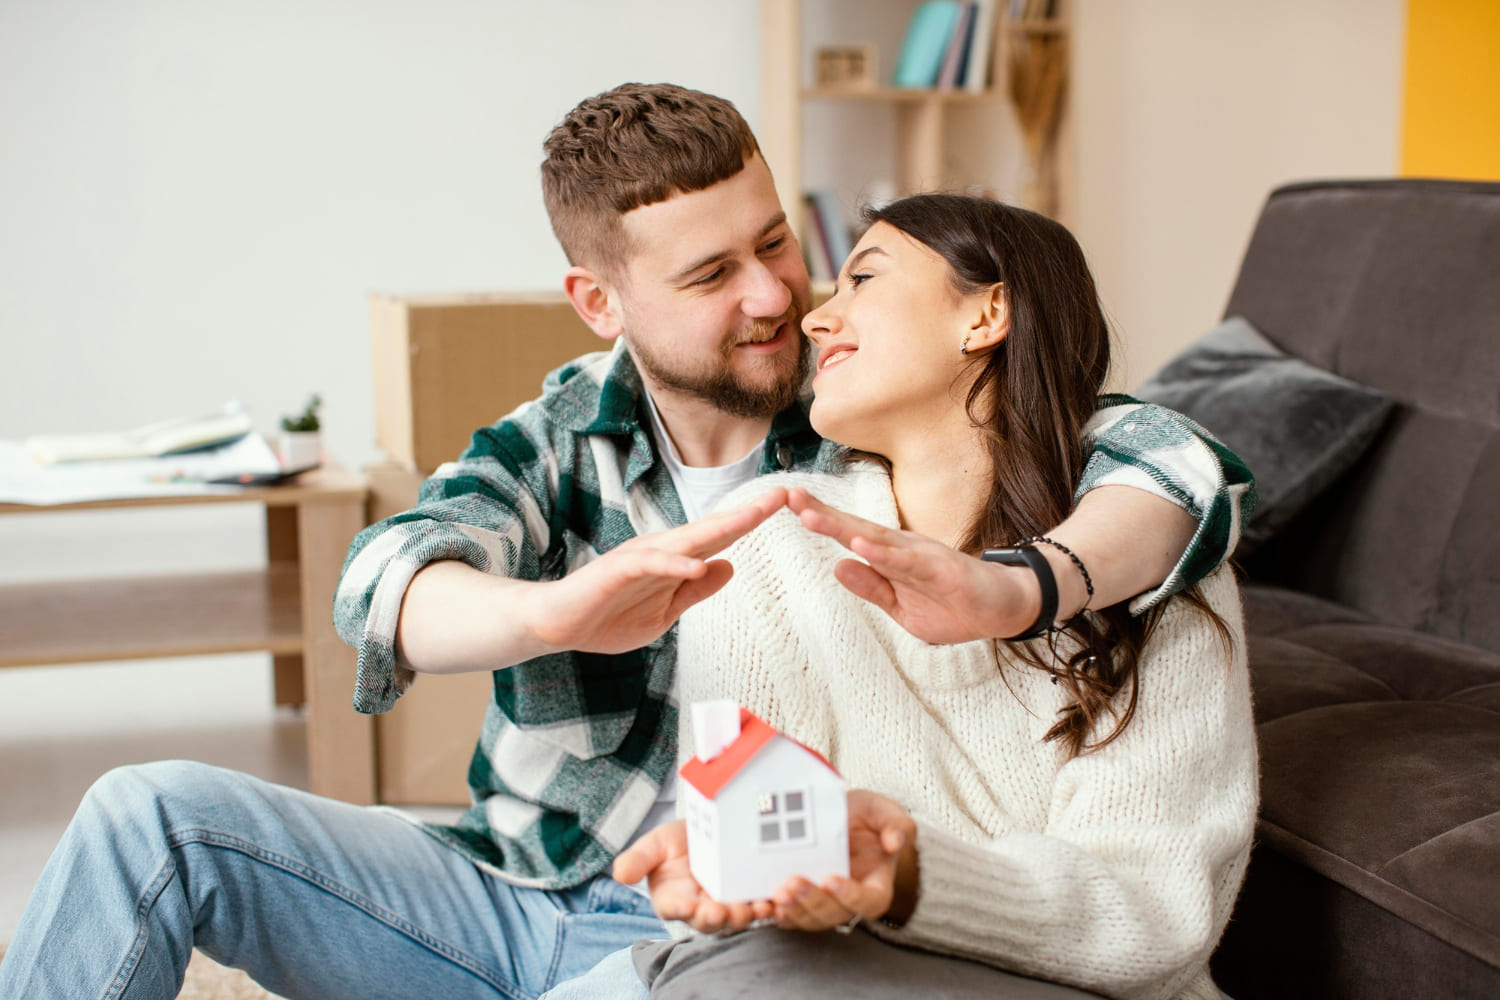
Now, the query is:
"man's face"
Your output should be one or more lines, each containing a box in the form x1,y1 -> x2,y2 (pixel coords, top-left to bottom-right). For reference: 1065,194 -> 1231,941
614,155 -> 812,419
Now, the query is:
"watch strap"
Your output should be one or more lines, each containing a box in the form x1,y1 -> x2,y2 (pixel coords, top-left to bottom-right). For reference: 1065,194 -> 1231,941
980,545 -> 1058,641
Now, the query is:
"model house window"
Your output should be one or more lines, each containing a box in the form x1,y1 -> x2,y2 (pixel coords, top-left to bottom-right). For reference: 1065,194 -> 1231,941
757,788 -> 811,846
688,796 -> 714,842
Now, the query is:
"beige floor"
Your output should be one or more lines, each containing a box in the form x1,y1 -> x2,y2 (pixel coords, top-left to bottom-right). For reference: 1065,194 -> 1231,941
1,653 -> 467,1000
0,654 -> 313,942
1,654 -> 466,937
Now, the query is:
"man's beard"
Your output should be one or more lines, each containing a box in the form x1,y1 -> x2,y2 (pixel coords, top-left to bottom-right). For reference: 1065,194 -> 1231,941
628,316 -> 810,419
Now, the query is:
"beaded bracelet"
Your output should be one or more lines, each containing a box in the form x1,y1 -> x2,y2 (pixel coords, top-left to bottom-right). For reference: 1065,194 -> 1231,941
1018,535 -> 1095,615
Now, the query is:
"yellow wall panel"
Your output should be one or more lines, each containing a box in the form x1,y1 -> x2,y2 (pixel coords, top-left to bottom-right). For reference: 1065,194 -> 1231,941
1402,0 -> 1500,180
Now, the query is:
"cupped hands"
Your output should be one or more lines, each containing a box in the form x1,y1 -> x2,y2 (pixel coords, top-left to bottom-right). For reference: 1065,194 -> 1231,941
612,789 -> 917,936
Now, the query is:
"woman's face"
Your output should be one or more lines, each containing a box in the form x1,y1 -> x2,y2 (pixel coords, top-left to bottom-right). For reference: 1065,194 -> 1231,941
802,221 -> 988,455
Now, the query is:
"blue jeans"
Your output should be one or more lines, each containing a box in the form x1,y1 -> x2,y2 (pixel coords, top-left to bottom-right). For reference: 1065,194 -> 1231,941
0,760 -> 664,1000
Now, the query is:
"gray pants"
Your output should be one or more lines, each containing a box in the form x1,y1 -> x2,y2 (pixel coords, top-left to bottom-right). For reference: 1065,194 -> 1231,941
633,927 -> 1105,999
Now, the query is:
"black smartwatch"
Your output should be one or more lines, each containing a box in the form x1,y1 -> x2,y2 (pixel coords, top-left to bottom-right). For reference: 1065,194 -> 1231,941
981,545 -> 1057,641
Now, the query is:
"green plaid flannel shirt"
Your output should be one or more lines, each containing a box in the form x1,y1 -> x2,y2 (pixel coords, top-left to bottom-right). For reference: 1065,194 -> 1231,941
334,348 -> 1254,889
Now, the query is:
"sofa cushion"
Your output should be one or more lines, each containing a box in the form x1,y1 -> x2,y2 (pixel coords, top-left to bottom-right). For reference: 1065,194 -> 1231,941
1221,180 -> 1500,657
1133,316 -> 1393,556
1244,409 -> 1500,656
1241,584 -> 1500,971
1213,842 -> 1500,997
1223,180 -> 1500,430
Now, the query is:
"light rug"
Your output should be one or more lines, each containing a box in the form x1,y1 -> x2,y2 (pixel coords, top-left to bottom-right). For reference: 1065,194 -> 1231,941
0,943 -> 285,999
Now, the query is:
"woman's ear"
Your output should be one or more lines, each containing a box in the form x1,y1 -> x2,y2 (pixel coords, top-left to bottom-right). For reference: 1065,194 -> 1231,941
963,283 -> 1010,354
563,266 -> 625,341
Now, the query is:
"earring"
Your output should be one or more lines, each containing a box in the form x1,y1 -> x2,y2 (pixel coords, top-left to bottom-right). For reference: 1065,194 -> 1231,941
960,336 -> 970,355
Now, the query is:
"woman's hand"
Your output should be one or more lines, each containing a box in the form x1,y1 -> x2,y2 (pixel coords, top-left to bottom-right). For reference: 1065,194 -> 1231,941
772,789 -> 919,932
788,487 -> 1041,643
612,820 -> 774,934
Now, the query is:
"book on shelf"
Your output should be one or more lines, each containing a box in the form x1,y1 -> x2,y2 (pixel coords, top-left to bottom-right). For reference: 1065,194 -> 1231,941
806,189 -> 854,278
964,0 -> 999,93
801,193 -> 835,283
893,1 -> 964,89
895,1 -> 1004,93
24,403 -> 254,465
936,3 -> 976,90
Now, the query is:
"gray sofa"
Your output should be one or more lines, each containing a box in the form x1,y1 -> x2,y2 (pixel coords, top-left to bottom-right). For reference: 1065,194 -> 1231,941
1181,180 -> 1500,998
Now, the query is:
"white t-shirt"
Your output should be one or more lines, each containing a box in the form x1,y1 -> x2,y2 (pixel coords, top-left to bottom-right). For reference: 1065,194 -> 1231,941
642,390 -> 766,523
624,391 -> 765,865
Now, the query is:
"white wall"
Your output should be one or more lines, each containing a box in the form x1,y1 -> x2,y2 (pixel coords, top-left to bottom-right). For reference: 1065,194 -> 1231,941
1072,0 -> 1405,388
0,1 -> 763,719
0,0 -> 763,464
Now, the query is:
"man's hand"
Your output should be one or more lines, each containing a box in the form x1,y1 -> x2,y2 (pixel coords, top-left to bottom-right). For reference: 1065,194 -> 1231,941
787,487 -> 1040,643
613,820 -> 773,934
531,487 -> 789,656
772,789 -> 918,932
396,488 -> 787,674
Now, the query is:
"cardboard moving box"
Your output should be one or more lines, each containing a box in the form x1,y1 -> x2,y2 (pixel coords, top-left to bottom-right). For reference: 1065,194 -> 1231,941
371,292 -> 604,473
376,667 -> 489,806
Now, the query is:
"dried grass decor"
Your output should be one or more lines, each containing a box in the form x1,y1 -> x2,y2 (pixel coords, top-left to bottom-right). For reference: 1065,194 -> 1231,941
1005,4 -> 1069,217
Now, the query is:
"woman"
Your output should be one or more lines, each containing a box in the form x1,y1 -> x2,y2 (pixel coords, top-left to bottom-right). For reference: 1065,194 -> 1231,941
615,194 -> 1256,1000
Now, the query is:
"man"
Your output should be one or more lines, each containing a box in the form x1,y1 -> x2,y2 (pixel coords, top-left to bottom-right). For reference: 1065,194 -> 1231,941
0,83 -> 1249,999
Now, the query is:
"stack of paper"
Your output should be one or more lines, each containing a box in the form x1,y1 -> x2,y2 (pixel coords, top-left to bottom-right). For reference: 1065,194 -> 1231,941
1,431 -> 285,506
25,404 -> 253,465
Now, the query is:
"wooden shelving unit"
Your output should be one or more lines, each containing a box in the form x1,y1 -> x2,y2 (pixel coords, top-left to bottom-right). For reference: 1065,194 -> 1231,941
0,566 -> 303,667
761,0 -> 1073,242
0,463 -> 375,804
803,86 -> 994,202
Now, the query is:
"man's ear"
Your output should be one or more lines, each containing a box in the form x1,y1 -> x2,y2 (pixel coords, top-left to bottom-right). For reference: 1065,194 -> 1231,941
562,265 -> 625,341
964,283 -> 1010,354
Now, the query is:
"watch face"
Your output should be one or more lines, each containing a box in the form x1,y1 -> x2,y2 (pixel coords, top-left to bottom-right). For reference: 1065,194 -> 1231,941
980,547 -> 1028,565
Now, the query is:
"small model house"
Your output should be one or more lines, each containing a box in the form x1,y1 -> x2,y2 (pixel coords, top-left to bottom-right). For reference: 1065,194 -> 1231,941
678,700 -> 848,903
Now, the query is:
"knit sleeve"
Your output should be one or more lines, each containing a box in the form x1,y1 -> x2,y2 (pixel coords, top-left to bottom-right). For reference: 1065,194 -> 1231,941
868,568 -> 1257,1000
1080,396 -> 1257,615
333,416 -> 558,715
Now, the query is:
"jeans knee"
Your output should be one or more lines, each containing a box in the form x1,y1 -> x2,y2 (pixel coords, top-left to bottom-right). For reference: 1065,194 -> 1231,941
78,760 -> 232,838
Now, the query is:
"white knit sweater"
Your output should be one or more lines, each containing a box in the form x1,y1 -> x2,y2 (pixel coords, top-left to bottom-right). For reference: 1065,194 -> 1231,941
675,466 -> 1258,1000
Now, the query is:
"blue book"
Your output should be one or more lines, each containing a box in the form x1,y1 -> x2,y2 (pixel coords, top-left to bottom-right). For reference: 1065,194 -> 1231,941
893,1 -> 964,89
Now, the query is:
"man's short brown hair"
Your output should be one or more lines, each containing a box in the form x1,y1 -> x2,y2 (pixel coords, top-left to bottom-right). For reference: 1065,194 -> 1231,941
541,82 -> 762,273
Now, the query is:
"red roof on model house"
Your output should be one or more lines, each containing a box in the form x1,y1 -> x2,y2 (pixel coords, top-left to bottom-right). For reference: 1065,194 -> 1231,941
678,708 -> 840,799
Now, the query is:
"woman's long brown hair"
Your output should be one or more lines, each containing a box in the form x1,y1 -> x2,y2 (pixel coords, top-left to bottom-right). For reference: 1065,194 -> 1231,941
865,194 -> 1228,757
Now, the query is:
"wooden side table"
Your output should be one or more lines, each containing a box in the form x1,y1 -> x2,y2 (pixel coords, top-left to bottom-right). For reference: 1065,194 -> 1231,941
0,464 -> 376,804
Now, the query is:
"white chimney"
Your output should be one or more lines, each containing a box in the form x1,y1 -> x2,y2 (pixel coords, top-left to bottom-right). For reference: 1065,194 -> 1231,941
691,700 -> 742,761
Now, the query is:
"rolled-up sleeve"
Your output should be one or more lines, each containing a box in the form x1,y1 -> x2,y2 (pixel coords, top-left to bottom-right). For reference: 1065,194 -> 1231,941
334,424 -> 556,714
1077,395 -> 1257,613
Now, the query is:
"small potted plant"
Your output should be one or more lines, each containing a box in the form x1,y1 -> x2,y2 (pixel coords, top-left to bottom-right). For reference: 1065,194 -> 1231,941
278,394 -> 323,471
